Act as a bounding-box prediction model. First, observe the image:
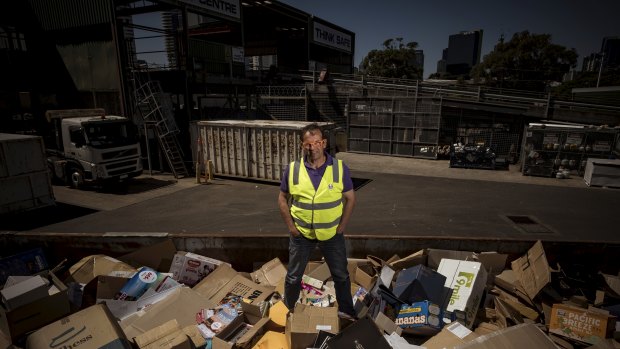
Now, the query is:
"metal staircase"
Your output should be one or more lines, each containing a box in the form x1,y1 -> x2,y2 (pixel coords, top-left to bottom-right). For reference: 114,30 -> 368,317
135,80 -> 189,178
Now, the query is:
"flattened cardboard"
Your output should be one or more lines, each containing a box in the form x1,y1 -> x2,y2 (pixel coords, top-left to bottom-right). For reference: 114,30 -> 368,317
285,303 -> 338,349
511,241 -> 550,299
307,261 -> 331,282
0,272 -> 70,341
250,258 -> 287,287
120,240 -> 177,272
26,304 -> 132,349
374,311 -> 403,335
457,323 -> 557,349
68,255 -> 136,285
120,287 -> 213,340
427,249 -> 475,270
325,316 -> 391,349
251,331 -> 287,349
493,269 -> 533,305
549,303 -> 617,345
193,264 -> 239,300
389,250 -> 427,271
422,321 -> 479,349
134,319 -> 191,349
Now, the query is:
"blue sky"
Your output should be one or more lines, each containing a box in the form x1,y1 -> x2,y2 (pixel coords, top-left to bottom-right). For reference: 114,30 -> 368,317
280,0 -> 619,78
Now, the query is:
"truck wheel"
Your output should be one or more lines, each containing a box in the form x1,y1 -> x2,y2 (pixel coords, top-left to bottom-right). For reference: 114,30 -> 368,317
68,167 -> 84,189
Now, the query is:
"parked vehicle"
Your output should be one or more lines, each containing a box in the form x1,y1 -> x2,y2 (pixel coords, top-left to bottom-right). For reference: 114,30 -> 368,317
44,109 -> 142,188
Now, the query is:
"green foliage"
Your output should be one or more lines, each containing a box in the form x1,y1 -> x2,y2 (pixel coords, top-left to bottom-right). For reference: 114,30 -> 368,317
553,69 -> 620,98
360,38 -> 423,80
471,31 -> 578,91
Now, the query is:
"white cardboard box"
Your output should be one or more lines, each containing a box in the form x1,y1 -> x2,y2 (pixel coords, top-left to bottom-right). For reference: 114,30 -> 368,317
438,259 -> 488,328
169,252 -> 231,287
1,275 -> 48,311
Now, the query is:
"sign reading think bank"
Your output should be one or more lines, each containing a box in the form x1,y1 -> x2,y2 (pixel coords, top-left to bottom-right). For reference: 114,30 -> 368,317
313,21 -> 352,53
181,0 -> 241,20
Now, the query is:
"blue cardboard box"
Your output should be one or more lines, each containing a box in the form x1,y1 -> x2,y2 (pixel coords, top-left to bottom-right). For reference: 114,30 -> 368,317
395,300 -> 445,335
392,264 -> 451,308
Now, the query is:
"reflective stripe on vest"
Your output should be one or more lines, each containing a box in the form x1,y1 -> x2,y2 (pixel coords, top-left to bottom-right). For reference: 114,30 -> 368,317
288,159 -> 344,241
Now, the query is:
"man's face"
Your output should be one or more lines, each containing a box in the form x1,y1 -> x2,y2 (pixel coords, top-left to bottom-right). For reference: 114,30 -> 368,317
302,131 -> 326,161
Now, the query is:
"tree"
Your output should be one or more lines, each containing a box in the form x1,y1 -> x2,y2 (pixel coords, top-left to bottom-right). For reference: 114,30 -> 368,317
360,38 -> 423,80
471,31 -> 578,91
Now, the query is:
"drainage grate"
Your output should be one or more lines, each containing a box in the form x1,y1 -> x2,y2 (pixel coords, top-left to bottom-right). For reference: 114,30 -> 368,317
351,177 -> 372,191
504,215 -> 555,234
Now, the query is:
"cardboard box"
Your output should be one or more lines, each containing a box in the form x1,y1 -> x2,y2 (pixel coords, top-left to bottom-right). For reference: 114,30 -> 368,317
169,251 -> 231,287
355,264 -> 378,291
193,264 -> 239,300
134,319 -> 191,349
511,240 -> 550,299
549,303 -> 617,345
0,248 -> 48,287
1,275 -> 48,311
458,323 -> 556,349
96,275 -> 180,320
0,272 -> 70,341
325,316 -> 391,349
306,261 -> 331,282
26,304 -> 132,349
389,249 -> 427,271
285,303 -> 338,349
422,321 -> 479,349
212,312 -> 270,349
120,287 -> 213,341
395,301 -> 444,335
438,259 -> 488,328
250,258 -> 287,287
68,255 -> 136,285
392,264 -> 450,307
251,331 -> 287,349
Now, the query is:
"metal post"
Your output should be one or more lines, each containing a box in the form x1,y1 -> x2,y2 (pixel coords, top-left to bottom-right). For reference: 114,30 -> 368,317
144,123 -> 152,175
596,52 -> 605,88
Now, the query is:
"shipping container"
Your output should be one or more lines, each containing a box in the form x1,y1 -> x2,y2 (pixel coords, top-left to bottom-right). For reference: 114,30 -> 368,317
194,120 -> 338,182
0,134 -> 55,215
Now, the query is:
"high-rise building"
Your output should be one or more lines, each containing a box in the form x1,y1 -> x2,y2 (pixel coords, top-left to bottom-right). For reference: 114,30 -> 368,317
437,30 -> 483,76
601,36 -> 620,70
161,11 -> 181,68
414,49 -> 424,72
582,53 -> 602,72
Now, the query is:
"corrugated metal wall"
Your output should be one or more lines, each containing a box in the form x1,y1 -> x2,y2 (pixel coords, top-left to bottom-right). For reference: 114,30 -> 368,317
28,0 -> 113,31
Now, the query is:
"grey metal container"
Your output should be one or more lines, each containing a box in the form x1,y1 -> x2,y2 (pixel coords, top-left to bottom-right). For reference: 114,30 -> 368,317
0,133 -> 55,214
194,120 -> 338,182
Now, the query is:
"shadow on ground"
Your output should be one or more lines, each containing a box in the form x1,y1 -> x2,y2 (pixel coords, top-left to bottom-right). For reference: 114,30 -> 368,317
0,203 -> 98,232
54,177 -> 178,195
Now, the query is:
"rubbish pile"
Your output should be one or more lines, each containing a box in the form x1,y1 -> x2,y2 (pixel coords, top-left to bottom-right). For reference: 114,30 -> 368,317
1,240 -> 619,349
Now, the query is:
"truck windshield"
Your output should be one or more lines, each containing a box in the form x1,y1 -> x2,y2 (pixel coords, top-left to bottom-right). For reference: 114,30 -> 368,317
83,120 -> 138,149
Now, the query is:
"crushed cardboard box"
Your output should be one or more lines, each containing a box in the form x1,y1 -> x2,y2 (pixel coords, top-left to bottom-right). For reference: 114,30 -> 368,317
134,319 -> 191,349
511,240 -> 551,300
250,258 -> 287,287
285,303 -> 338,349
422,321 -> 479,349
0,272 -> 70,341
549,303 -> 617,345
26,304 -> 132,349
68,255 -> 136,285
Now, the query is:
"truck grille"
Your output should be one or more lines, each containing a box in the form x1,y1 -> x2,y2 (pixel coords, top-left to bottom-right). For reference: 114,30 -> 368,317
101,148 -> 138,160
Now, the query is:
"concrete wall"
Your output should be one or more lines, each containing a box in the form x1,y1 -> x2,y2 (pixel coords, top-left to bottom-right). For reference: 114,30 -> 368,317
1,233 -> 618,274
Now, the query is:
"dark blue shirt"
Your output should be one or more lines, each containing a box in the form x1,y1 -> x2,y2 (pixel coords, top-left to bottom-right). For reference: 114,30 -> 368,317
280,152 -> 353,193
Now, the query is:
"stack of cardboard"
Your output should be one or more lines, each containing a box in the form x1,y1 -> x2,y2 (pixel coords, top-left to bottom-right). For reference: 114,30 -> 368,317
1,239 -> 619,349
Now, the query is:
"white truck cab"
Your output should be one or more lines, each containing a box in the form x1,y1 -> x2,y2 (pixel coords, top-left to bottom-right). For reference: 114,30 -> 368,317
45,109 -> 143,188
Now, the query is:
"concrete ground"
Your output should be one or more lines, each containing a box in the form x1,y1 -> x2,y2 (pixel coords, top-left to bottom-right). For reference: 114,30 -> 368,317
16,152 -> 619,244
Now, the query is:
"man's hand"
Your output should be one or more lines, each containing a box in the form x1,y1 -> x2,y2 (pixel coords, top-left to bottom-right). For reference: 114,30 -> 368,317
278,191 -> 300,237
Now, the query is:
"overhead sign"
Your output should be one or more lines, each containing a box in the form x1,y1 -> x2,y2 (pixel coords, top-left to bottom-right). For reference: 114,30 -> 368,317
313,21 -> 352,53
181,0 -> 241,20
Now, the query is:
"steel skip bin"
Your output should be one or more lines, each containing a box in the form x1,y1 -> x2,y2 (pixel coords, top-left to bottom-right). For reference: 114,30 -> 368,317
195,120 -> 337,182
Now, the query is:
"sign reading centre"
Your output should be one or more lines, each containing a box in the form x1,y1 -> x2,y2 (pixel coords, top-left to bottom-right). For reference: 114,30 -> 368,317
181,0 -> 240,20
313,21 -> 352,53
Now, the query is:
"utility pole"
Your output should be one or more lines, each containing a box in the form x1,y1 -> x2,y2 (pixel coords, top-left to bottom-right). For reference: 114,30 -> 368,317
596,52 -> 605,88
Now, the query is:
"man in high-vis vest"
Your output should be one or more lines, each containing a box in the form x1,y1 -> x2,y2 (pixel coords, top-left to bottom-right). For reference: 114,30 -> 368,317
278,123 -> 357,320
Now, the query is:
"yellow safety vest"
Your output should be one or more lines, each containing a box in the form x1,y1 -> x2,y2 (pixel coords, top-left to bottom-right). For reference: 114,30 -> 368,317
288,158 -> 344,241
